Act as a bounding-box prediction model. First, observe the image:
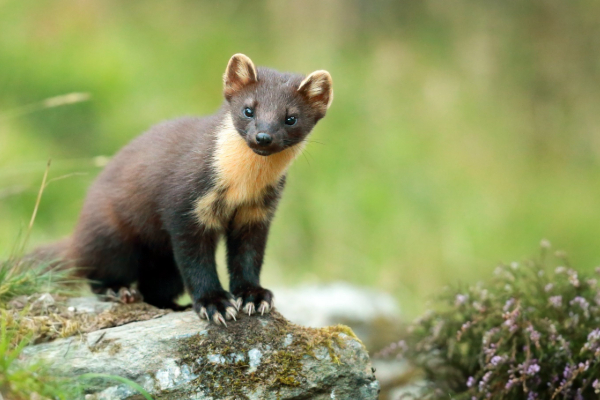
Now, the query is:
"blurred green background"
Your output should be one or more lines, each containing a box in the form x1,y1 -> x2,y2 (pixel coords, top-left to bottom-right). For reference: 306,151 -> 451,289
1,0 -> 600,318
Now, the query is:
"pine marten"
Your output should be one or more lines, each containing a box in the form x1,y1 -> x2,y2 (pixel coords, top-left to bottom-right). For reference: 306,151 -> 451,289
41,54 -> 333,325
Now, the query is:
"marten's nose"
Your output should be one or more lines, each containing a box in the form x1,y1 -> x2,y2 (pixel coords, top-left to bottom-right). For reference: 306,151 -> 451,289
256,132 -> 273,146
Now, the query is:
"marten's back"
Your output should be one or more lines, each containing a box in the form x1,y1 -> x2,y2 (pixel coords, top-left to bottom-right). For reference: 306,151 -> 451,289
74,114 -> 221,247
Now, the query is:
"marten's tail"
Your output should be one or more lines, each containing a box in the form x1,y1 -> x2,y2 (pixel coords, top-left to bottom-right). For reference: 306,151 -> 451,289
23,237 -> 75,272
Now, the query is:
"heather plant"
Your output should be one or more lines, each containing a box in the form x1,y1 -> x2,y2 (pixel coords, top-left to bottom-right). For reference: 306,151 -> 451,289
381,242 -> 600,399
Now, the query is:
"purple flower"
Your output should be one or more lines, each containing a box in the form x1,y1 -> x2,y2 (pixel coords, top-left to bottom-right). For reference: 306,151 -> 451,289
526,325 -> 541,347
455,294 -> 469,306
490,355 -> 506,367
549,295 -> 562,308
544,283 -> 553,292
479,371 -> 493,391
578,361 -> 589,372
503,319 -> 518,333
588,329 -> 600,342
567,269 -> 580,287
505,378 -> 518,390
526,363 -> 540,376
593,379 -> 600,394
503,298 -> 515,312
466,376 -> 475,387
570,296 -> 589,311
583,329 -> 600,354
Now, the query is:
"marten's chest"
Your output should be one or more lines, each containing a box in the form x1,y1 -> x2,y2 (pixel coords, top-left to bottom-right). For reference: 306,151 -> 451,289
193,115 -> 301,229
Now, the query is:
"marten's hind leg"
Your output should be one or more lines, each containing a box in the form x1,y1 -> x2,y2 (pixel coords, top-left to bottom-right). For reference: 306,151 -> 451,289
137,249 -> 186,310
100,286 -> 143,304
73,228 -> 143,304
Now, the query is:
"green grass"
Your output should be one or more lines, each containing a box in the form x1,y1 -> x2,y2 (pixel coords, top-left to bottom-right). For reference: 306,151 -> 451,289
1,0 -> 600,319
0,243 -> 76,400
78,374 -> 154,400
0,315 -> 74,399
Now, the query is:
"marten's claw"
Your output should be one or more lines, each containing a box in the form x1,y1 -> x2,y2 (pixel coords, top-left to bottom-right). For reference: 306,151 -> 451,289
213,312 -> 227,326
226,307 -> 237,321
244,302 -> 255,316
193,290 -> 238,326
259,300 -> 271,316
234,298 -> 243,311
102,287 -> 143,304
199,307 -> 209,320
118,287 -> 143,304
233,286 -> 274,318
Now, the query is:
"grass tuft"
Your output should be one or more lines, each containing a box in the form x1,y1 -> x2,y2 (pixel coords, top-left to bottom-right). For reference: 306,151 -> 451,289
0,313 -> 74,399
78,374 -> 154,400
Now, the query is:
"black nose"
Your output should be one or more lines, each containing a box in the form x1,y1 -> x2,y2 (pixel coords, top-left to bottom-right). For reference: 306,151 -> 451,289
256,132 -> 273,146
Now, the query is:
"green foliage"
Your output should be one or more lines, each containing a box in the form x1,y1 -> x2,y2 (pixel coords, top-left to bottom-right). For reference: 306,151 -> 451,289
0,308 -> 74,399
2,1 -> 600,317
383,244 -> 600,399
0,259 -> 74,305
78,374 -> 154,400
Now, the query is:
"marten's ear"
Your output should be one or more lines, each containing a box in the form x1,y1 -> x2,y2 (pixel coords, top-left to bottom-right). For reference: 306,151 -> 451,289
297,70 -> 333,115
223,54 -> 258,101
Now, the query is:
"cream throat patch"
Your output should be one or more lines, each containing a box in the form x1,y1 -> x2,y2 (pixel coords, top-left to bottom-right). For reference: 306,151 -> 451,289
194,113 -> 304,229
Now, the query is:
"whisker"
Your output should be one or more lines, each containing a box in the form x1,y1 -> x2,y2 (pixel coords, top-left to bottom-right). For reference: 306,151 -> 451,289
301,150 -> 311,167
283,138 -> 326,147
303,149 -> 315,162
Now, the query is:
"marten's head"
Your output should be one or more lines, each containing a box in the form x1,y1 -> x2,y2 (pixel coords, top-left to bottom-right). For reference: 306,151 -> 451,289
223,53 -> 333,157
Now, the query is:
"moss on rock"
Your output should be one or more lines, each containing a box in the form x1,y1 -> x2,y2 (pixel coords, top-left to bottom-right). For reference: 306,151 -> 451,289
175,311 -> 360,399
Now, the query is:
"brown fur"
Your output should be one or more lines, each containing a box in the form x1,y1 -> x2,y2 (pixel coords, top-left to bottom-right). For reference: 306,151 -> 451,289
298,70 -> 334,114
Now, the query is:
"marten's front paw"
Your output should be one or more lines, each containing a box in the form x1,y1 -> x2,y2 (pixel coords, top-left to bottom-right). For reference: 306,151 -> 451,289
233,287 -> 274,316
194,291 -> 238,326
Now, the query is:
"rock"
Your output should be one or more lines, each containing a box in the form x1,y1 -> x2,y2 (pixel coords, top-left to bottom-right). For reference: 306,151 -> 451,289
20,299 -> 380,400
274,283 -> 404,360
272,284 -> 410,400
67,296 -> 116,314
274,283 -> 400,328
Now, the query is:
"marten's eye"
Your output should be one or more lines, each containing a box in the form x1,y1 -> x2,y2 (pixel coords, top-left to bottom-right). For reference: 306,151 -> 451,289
285,116 -> 297,126
243,107 -> 254,118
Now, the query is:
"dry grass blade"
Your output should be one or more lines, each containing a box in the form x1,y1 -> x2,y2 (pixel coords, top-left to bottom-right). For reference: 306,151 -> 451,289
17,159 -> 51,257
0,92 -> 91,121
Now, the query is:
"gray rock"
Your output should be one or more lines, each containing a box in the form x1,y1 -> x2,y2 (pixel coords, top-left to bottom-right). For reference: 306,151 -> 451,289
274,283 -> 400,328
67,296 -> 116,314
272,284 -> 413,400
21,300 -> 379,400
